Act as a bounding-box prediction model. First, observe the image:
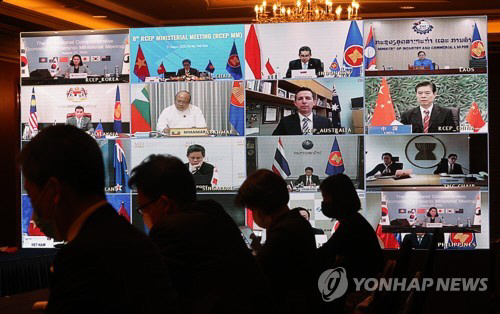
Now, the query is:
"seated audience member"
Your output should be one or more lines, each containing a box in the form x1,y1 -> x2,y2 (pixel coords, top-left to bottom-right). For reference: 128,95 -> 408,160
318,174 -> 384,280
129,155 -> 275,314
18,125 -> 177,313
235,169 -> 320,313
176,59 -> 200,77
366,152 -> 402,177
296,207 -> 325,235
66,105 -> 94,132
156,90 -> 207,132
413,51 -> 434,70
294,167 -> 321,186
434,153 -> 464,174
285,46 -> 324,78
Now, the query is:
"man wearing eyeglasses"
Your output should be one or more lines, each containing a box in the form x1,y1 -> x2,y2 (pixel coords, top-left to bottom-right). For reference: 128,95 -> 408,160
156,90 -> 207,133
285,46 -> 324,78
129,155 -> 276,313
434,153 -> 464,174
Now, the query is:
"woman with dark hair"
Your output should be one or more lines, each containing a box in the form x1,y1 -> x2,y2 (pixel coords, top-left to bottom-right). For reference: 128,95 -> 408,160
64,54 -> 91,77
235,169 -> 320,313
318,174 -> 384,280
423,207 -> 443,224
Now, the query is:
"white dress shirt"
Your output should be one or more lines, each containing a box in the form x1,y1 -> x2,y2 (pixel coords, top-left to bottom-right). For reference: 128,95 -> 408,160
156,104 -> 207,132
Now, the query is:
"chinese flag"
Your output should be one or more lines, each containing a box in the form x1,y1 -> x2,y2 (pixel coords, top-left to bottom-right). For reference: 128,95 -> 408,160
245,24 -> 261,79
466,101 -> 485,132
371,77 -> 396,126
133,44 -> 150,82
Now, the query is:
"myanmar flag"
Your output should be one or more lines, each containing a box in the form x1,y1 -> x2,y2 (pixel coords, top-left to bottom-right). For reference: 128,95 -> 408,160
131,87 -> 151,133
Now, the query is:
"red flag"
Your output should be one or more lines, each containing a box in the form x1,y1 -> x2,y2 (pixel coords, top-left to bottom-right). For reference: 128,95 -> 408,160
157,62 -> 166,75
465,101 -> 485,132
371,77 -> 396,126
133,44 -> 150,82
245,24 -> 261,79
118,202 -> 130,222
265,59 -> 275,75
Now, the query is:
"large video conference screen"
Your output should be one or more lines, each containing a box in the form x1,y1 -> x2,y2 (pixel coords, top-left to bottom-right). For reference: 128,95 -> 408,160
20,16 -> 489,250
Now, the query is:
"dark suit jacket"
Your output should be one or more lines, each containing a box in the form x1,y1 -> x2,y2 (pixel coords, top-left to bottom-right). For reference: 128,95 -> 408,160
149,200 -> 276,314
403,233 -> 432,249
272,113 -> 333,135
294,174 -> 321,186
434,162 -> 464,174
400,105 -> 457,133
185,162 -> 214,177
366,162 -> 403,177
285,58 -> 324,78
47,204 -> 178,314
256,209 -> 321,313
176,67 -> 200,77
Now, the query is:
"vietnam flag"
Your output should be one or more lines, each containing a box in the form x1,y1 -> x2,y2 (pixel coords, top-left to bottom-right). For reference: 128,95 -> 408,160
133,44 -> 150,82
131,87 -> 151,133
465,101 -> 485,132
371,77 -> 396,126
157,62 -> 166,75
245,24 -> 261,79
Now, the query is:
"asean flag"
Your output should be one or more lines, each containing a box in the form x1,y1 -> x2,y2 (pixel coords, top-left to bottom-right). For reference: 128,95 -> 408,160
343,21 -> 363,77
226,41 -> 243,80
470,23 -> 486,60
114,85 -> 122,133
325,137 -> 344,175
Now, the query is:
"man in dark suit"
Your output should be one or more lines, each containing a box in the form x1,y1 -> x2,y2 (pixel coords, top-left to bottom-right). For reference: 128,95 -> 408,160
185,144 -> 214,179
65,105 -> 94,132
176,58 -> 199,77
403,233 -> 432,249
18,125 -> 178,313
272,87 -> 333,135
434,153 -> 464,174
400,81 -> 457,133
285,46 -> 324,78
294,167 -> 321,186
366,152 -> 403,177
129,155 -> 276,314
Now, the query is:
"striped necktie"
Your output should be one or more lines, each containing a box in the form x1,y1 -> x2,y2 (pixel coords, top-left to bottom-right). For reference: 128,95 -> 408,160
302,117 -> 310,135
423,110 -> 430,133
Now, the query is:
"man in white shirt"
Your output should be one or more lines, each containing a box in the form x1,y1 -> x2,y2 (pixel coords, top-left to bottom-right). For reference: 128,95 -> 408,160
66,106 -> 94,132
156,90 -> 207,133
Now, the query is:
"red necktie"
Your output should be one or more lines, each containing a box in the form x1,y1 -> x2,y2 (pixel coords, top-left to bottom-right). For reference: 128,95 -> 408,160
423,110 -> 430,133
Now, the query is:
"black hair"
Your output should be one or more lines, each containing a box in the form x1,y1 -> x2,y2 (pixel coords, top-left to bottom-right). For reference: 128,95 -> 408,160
235,169 -> 289,215
298,46 -> 312,55
69,54 -> 84,66
295,207 -> 310,219
128,154 -> 196,207
305,167 -> 313,172
448,153 -> 457,159
417,51 -> 426,56
415,81 -> 437,93
74,105 -> 84,111
320,174 -> 361,217
427,207 -> 439,217
381,152 -> 393,160
294,87 -> 317,101
182,59 -> 191,65
186,144 -> 205,157
18,125 -> 105,197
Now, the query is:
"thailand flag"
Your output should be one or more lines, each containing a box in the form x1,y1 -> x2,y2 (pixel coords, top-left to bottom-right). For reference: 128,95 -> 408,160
272,137 -> 291,178
114,140 -> 129,192
343,21 -> 363,77
325,137 -> 345,175
364,25 -> 377,70
226,41 -> 243,80
29,88 -> 38,133
114,85 -> 122,133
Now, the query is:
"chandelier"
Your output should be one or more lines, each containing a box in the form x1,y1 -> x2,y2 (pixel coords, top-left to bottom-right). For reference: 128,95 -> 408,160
254,0 -> 360,23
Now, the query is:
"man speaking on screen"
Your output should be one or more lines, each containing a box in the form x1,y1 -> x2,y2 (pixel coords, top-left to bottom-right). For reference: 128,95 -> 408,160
156,90 -> 207,133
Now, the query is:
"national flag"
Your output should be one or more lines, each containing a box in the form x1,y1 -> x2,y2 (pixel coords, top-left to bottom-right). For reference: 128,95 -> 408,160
437,208 -> 444,214
364,25 -> 377,70
417,208 -> 426,214
446,209 -> 453,214
470,23 -> 486,60
473,192 -> 481,225
122,38 -> 130,75
408,209 -> 417,224
134,44 -> 150,82
371,77 -> 396,126
49,61 -> 59,77
29,88 -> 38,133
226,41 -> 243,80
101,56 -> 111,62
205,60 -> 215,73
114,85 -> 122,133
95,121 -> 104,139
118,201 -> 130,222
343,21 -> 363,77
272,137 -> 291,178
454,208 -> 464,214
39,57 -> 48,63
264,59 -> 275,78
447,233 -> 476,250
229,81 -> 245,135
329,56 -> 340,72
398,209 -> 406,214
331,84 -> 341,128
131,87 -> 151,133
465,101 -> 485,132
245,24 -> 261,79
81,56 -> 90,63
91,56 -> 101,62
28,220 -> 45,236
20,39 -> 30,78
157,62 -> 166,75
114,140 -> 129,193
325,137 -> 344,175
376,197 -> 400,249
211,167 -> 219,187
59,57 -> 69,63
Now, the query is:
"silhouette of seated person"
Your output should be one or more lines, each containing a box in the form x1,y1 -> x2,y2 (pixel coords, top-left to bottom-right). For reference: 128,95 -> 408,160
235,169 -> 321,313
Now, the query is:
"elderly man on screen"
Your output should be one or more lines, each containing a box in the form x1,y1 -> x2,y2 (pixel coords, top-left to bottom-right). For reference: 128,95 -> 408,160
156,90 -> 207,133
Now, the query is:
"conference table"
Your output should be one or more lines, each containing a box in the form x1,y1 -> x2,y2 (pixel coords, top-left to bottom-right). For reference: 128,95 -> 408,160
366,174 -> 487,189
365,68 -> 487,76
